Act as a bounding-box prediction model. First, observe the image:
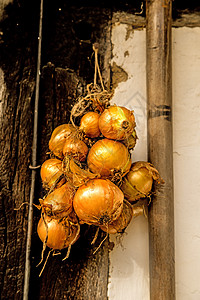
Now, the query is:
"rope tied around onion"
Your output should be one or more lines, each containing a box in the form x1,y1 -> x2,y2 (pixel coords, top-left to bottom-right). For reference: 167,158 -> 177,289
70,45 -> 112,127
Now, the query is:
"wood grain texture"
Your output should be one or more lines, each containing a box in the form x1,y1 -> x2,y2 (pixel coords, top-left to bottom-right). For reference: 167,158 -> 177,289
0,1 -> 111,299
146,1 -> 175,299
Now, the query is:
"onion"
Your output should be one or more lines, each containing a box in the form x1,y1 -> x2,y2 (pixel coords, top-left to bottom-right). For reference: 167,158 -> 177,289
87,138 -> 131,177
37,215 -> 79,250
99,106 -> 136,140
73,179 -> 124,226
79,112 -> 101,138
40,182 -> 75,219
65,158 -> 99,187
100,200 -> 133,234
40,158 -> 65,189
132,199 -> 148,219
49,124 -> 77,159
63,137 -> 88,162
121,161 -> 162,202
121,129 -> 138,150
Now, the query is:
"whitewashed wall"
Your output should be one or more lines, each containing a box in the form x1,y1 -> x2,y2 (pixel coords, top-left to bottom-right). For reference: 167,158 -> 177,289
172,27 -> 200,300
109,22 -> 200,300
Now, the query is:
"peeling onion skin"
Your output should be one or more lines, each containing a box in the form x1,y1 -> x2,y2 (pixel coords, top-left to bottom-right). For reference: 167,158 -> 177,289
37,215 -> 79,250
99,106 -> 136,140
41,182 -> 75,219
87,138 -> 131,177
66,158 -> 99,188
49,124 -> 77,159
79,111 -> 101,138
73,179 -> 124,226
100,200 -> 133,234
40,158 -> 65,189
63,137 -> 88,162
121,129 -> 138,150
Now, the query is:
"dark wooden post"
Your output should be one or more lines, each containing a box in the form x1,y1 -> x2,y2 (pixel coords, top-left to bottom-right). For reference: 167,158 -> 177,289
146,1 -> 175,299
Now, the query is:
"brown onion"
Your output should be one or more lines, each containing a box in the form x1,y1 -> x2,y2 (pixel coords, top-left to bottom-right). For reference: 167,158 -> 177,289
40,158 -> 65,189
49,124 -> 77,159
79,112 -> 101,138
63,137 -> 88,162
87,138 -> 131,177
65,158 -> 99,187
121,161 -> 162,202
73,179 -> 124,226
99,106 -> 136,140
100,200 -> 133,234
40,182 -> 75,218
37,215 -> 79,250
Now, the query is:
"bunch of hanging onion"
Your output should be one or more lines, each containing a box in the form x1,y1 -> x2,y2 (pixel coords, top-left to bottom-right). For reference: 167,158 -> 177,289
37,103 -> 161,263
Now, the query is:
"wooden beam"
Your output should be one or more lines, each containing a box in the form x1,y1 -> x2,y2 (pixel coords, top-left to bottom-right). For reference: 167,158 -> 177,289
146,1 -> 175,299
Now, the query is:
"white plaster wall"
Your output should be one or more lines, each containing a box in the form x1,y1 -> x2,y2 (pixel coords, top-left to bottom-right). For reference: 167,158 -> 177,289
172,27 -> 200,300
108,23 -> 200,300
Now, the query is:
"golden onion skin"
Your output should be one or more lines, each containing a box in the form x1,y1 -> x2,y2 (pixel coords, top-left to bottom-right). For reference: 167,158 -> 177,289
49,124 -> 77,159
120,161 -> 160,202
63,137 -> 88,162
40,158 -> 65,189
66,158 -> 99,188
41,182 -> 75,219
79,111 -> 101,138
73,179 -> 124,226
87,138 -> 131,177
99,106 -> 136,140
121,129 -> 138,150
37,215 -> 79,250
100,200 -> 133,234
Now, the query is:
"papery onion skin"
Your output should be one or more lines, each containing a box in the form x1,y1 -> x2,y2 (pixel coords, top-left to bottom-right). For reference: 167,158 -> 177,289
49,124 -> 77,159
41,182 -> 75,219
65,158 -> 99,188
79,112 -> 101,138
99,106 -> 136,140
87,138 -> 131,177
63,137 -> 88,162
100,200 -> 133,234
40,158 -> 65,189
121,129 -> 138,150
37,215 -> 79,250
120,161 -> 161,202
73,179 -> 124,226
132,199 -> 148,219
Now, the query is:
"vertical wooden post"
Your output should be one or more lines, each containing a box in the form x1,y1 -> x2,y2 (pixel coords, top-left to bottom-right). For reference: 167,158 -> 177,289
146,1 -> 175,299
